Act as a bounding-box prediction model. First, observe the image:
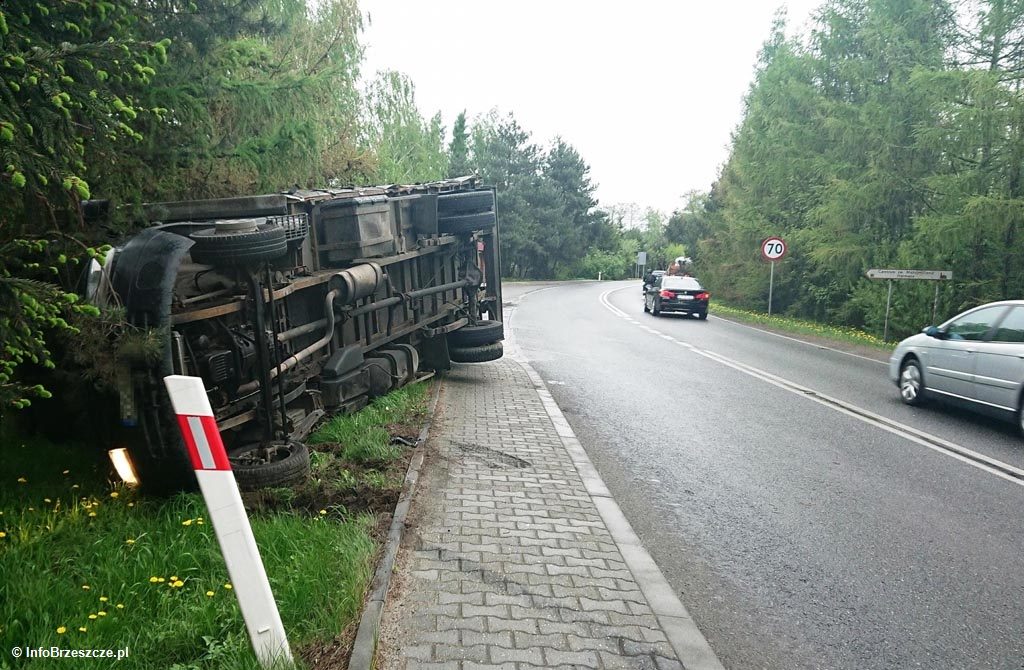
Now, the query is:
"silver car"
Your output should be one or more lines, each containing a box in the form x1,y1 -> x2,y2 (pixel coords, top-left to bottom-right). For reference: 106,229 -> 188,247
889,300 -> 1024,432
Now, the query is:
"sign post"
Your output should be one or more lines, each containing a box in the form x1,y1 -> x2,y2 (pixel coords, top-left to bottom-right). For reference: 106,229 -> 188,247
865,269 -> 954,341
884,279 -> 894,342
163,375 -> 293,669
760,237 -> 787,315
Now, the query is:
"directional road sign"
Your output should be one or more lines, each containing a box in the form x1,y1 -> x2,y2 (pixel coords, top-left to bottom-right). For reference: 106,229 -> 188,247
866,269 -> 953,280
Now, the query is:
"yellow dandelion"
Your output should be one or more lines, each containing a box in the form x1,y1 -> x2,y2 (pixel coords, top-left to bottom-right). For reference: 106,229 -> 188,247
181,519 -> 193,526
127,502 -> 134,508
116,604 -> 124,609
0,532 -> 6,539
223,583 -> 232,590
88,512 -> 97,517
97,611 -> 107,617
56,626 -> 67,634
44,498 -> 52,503
110,492 -> 119,499
72,485 -> 79,489
125,539 -> 135,545
99,597 -> 108,602
88,614 -> 97,620
27,507 -> 34,511
17,477 -> 26,483
78,627 -> 87,633
148,577 -> 160,583
157,577 -> 165,583
171,580 -> 184,588
81,585 -> 90,590
318,509 -> 327,516
205,591 -> 215,597
170,575 -> 178,581
196,519 -> 204,525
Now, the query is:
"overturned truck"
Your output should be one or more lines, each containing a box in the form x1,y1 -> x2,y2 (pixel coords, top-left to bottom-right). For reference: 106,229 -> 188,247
88,177 -> 503,491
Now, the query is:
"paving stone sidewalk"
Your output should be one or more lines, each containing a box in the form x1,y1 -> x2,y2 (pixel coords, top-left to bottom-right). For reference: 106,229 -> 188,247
375,356 -> 690,670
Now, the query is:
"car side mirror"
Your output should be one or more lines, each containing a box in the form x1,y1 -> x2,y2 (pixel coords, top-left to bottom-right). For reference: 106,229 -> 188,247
923,325 -> 943,339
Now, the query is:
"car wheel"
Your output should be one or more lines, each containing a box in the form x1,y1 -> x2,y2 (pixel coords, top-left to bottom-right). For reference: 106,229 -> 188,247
698,311 -> 708,320
652,301 -> 661,317
643,299 -> 650,313
1017,394 -> 1024,437
899,358 -> 926,406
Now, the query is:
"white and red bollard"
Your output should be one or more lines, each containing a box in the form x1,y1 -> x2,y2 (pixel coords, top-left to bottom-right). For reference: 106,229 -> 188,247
163,375 -> 293,668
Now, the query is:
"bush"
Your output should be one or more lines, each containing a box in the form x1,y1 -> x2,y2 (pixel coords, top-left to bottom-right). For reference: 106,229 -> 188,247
574,250 -> 630,280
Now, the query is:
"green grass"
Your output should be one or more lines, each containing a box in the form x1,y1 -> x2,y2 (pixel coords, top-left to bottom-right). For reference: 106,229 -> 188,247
309,383 -> 428,463
0,381 -> 433,669
712,303 -> 891,350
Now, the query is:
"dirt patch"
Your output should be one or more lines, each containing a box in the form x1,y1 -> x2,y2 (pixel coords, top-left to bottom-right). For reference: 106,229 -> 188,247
297,620 -> 359,670
242,447 -> 415,520
385,422 -> 420,444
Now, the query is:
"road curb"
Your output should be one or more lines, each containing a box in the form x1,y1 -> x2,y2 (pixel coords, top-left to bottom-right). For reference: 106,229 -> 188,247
347,377 -> 442,670
505,299 -> 727,670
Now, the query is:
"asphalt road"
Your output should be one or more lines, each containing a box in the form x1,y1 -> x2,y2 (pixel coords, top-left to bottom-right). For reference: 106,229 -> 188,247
502,280 -> 1024,670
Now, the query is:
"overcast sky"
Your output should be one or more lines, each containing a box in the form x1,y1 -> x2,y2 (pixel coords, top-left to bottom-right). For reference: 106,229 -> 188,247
359,0 -> 823,219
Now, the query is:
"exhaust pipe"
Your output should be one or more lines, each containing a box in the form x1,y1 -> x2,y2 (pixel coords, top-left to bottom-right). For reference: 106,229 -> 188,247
328,262 -> 384,304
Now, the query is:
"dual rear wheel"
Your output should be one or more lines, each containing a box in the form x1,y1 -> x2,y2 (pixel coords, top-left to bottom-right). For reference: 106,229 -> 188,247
448,319 -> 504,363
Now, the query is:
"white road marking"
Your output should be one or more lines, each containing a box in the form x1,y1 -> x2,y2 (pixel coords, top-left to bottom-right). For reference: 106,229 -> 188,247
597,286 -> 1024,489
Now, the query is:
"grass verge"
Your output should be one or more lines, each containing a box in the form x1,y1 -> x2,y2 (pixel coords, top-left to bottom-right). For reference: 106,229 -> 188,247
712,303 -> 891,351
0,381 -> 431,670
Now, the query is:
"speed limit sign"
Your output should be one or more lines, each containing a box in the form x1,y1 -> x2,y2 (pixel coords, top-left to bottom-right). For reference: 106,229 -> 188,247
761,237 -> 787,261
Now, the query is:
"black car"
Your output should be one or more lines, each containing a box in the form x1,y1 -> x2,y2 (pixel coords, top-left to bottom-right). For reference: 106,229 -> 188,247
644,275 -> 710,319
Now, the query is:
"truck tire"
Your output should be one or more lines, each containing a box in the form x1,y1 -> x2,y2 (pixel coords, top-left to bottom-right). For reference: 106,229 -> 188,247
190,224 -> 288,266
450,341 -> 503,363
449,320 -> 503,347
438,190 -> 495,216
438,211 -> 496,235
229,441 -> 310,490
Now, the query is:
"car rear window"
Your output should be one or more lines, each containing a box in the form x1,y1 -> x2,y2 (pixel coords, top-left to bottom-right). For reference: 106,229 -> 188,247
662,277 -> 702,290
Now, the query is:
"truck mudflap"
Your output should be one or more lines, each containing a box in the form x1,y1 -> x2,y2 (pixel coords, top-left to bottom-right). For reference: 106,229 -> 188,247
110,228 -> 197,492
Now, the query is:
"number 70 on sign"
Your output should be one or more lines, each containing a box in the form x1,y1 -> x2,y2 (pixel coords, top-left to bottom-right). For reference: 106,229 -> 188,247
761,237 -> 787,261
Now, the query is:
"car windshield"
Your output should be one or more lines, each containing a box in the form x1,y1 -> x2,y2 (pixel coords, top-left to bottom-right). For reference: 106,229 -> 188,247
662,277 -> 702,290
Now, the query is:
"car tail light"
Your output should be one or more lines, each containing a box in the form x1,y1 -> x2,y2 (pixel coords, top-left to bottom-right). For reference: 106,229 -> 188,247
696,292 -> 710,300
660,290 -> 675,299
